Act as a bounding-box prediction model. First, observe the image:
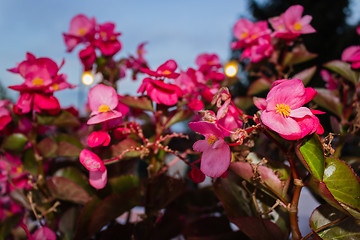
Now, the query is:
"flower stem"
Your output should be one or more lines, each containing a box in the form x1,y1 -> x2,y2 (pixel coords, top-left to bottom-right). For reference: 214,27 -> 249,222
287,150 -> 303,240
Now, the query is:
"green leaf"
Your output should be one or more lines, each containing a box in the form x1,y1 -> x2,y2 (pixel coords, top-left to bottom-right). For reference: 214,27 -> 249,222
109,175 -> 140,194
47,176 -> 91,204
0,214 -> 22,240
164,109 -> 192,129
36,110 -> 80,127
52,110 -> 81,128
53,134 -> 83,149
291,66 -> 317,86
54,167 -> 94,195
56,141 -> 81,157
310,204 -> 360,240
296,134 -> 325,181
323,157 -> 360,218
37,137 -> 57,158
247,78 -> 271,96
2,133 -> 28,152
88,190 -> 141,235
59,207 -> 79,240
119,95 -> 154,112
313,88 -> 343,117
21,148 -> 38,174
283,44 -> 317,66
324,60 -> 360,85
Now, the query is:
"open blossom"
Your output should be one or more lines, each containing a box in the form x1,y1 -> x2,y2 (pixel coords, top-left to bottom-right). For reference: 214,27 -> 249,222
188,121 -> 231,178
8,53 -> 73,115
269,5 -> 316,40
79,149 -> 107,189
232,18 -> 271,47
63,14 -> 96,52
94,22 -> 122,56
138,78 -> 183,106
140,59 -> 180,79
341,46 -> 360,69
87,84 -> 122,125
255,79 -> 323,140
240,35 -> 273,63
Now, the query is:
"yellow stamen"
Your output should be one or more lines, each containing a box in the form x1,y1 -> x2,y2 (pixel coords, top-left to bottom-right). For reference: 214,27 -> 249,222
294,22 -> 302,31
98,104 -> 111,113
207,135 -> 216,145
251,34 -> 258,40
32,78 -> 44,86
240,32 -> 249,39
275,103 -> 291,117
78,28 -> 87,36
161,70 -> 171,75
100,31 -> 107,38
16,166 -> 23,173
52,83 -> 59,91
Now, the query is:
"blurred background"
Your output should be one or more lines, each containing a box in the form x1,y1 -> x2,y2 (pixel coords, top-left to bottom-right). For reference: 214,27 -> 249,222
1,0 -> 359,108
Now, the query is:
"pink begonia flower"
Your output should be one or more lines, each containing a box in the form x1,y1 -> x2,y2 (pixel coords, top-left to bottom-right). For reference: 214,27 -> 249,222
138,78 -> 183,106
341,46 -> 360,69
217,105 -> 243,136
0,100 -> 11,131
255,79 -> 323,140
79,45 -> 96,71
87,130 -> 111,147
126,42 -> 148,80
320,70 -> 339,90
87,84 -> 122,125
32,226 -> 56,240
188,166 -> 205,183
233,18 -> 271,47
140,60 -> 180,79
63,14 -> 96,52
195,53 -> 222,72
79,149 -> 107,189
269,5 -> 316,40
240,35 -> 273,63
95,22 -> 122,56
188,121 -> 231,178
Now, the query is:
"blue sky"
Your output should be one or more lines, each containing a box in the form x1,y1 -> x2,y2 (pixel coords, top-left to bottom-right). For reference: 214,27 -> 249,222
0,0 -> 249,108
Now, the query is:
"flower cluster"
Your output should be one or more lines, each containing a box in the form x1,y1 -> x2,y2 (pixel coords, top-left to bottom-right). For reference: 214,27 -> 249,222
8,52 -> 74,115
231,5 -> 316,63
63,14 -> 122,71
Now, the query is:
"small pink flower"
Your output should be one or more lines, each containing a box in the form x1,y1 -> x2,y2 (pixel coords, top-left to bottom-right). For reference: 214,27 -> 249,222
87,84 -> 122,125
87,131 -> 111,147
140,60 -> 180,79
233,19 -> 271,47
270,5 -> 316,40
138,78 -> 183,106
240,35 -> 273,63
95,22 -> 122,56
320,70 -> 339,90
63,14 -> 96,52
32,226 -> 56,240
255,79 -> 323,140
217,105 -> 243,136
79,45 -> 96,71
188,121 -> 231,178
195,53 -> 222,73
341,46 -> 360,69
0,100 -> 11,131
188,166 -> 205,183
79,149 -> 107,189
